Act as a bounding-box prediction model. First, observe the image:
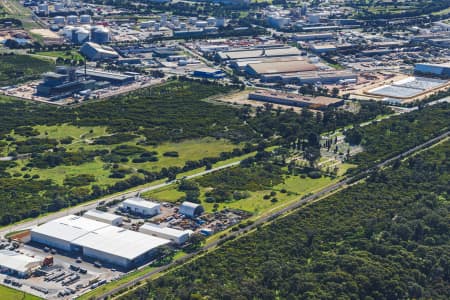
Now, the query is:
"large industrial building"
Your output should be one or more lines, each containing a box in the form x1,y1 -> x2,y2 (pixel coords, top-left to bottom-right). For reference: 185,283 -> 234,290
30,215 -> 169,268
0,250 -> 42,278
367,76 -> 448,100
415,63 -> 450,77
80,42 -> 119,61
260,70 -> 357,84
75,69 -> 135,85
216,45 -> 301,61
245,60 -> 318,76
36,66 -> 134,98
192,68 -> 226,79
120,198 -> 161,217
140,224 -> 190,245
36,66 -> 96,97
248,90 -> 344,109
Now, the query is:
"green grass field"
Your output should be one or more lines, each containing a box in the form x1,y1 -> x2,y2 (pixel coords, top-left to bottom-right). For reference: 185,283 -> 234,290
6,123 -> 242,189
144,162 -> 353,216
35,50 -> 83,61
0,285 -> 41,300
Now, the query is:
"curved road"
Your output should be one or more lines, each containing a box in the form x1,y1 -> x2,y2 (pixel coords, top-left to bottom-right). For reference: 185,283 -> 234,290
94,130 -> 449,300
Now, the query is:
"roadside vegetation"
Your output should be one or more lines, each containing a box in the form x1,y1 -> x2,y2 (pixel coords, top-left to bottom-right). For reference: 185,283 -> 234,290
344,103 -> 450,170
117,138 -> 450,300
0,79 -> 390,226
0,54 -> 54,86
0,284 -> 41,300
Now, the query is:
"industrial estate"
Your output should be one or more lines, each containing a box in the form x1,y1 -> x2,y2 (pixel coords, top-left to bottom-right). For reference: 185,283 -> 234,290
0,0 -> 449,299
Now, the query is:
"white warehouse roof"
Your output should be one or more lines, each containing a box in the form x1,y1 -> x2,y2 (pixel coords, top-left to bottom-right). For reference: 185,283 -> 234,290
122,198 -> 160,210
140,223 -> 188,239
0,250 -> 42,274
84,210 -> 122,223
31,215 -> 109,243
74,226 -> 169,261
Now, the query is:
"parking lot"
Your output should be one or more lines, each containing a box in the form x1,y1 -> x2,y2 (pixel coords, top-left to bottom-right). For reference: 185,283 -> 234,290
1,237 -> 123,299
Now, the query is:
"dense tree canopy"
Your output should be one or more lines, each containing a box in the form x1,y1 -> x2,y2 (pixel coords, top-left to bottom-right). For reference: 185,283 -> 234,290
118,141 -> 450,300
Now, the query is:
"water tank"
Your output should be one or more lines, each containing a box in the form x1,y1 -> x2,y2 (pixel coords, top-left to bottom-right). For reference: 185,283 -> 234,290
73,28 -> 89,44
63,25 -> 74,38
91,26 -> 110,44
38,3 -> 49,15
54,16 -> 65,25
54,2 -> 64,11
67,15 -> 78,24
80,14 -> 91,24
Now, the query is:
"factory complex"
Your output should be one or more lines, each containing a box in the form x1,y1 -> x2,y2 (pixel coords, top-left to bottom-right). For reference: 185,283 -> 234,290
249,90 -> 344,109
30,215 -> 170,269
366,76 -> 449,102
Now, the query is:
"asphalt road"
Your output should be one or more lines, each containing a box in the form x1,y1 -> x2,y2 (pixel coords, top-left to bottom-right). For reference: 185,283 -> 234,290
94,130 -> 449,300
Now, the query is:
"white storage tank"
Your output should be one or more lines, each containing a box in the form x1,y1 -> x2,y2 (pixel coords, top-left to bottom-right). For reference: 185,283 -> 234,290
91,26 -> 110,44
74,28 -> 89,44
38,3 -> 49,15
80,14 -> 91,24
54,16 -> 65,25
63,25 -> 75,38
67,15 -> 78,24
54,2 -> 64,11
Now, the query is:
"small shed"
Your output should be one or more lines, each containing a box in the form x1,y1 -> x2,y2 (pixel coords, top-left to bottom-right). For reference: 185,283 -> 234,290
179,201 -> 204,218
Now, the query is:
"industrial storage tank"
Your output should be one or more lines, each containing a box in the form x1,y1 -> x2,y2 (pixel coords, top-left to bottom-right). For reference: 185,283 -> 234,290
38,3 -> 49,15
54,2 -> 64,11
80,14 -> 91,24
73,28 -> 89,44
67,15 -> 78,24
63,25 -> 75,39
54,16 -> 65,25
91,26 -> 110,44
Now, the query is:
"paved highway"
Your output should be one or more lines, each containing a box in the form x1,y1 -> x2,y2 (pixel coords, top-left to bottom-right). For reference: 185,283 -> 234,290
94,130 -> 449,300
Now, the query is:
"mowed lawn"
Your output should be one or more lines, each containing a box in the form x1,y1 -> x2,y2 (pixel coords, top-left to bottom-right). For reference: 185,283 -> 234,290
0,285 -> 41,300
